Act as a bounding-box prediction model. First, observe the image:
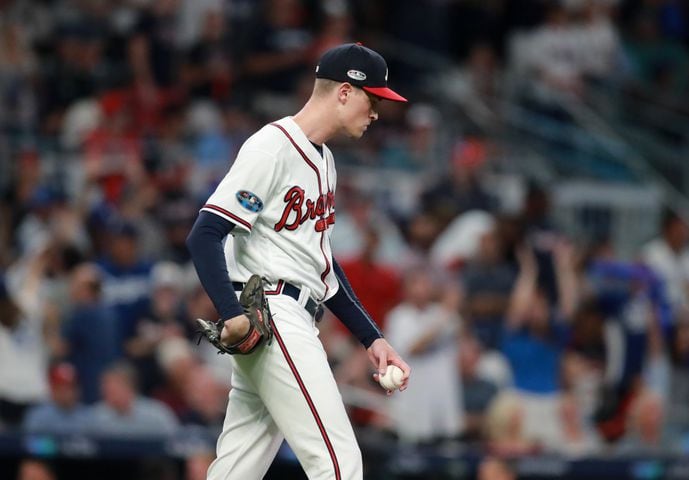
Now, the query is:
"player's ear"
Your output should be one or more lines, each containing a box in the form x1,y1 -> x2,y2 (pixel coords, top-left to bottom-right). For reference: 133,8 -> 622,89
338,83 -> 354,104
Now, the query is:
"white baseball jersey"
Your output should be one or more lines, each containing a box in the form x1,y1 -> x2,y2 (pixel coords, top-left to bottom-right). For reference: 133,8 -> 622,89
201,116 -> 340,303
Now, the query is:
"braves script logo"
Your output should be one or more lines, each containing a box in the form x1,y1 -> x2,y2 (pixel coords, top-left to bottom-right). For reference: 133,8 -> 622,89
274,186 -> 336,232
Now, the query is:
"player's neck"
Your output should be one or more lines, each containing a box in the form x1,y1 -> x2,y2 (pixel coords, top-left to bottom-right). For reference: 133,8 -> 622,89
292,101 -> 337,146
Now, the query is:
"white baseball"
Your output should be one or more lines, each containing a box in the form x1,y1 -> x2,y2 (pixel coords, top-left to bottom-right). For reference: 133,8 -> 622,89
378,364 -> 404,391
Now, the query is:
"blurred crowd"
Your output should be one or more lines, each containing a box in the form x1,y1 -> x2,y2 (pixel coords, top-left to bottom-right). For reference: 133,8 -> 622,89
2,0 -> 689,479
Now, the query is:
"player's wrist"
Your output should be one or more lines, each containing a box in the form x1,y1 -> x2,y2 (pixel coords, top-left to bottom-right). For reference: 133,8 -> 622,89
363,334 -> 385,350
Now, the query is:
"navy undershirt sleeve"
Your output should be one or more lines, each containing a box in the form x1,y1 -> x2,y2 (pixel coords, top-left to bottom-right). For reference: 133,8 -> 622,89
325,259 -> 384,348
186,211 -> 244,320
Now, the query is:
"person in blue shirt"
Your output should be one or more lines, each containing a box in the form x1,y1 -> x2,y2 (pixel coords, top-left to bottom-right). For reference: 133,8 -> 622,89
60,263 -> 120,404
501,244 -> 573,395
499,241 -> 579,445
23,362 -> 89,434
96,219 -> 153,351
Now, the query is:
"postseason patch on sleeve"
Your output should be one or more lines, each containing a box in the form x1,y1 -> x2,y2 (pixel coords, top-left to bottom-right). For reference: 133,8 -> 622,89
236,190 -> 264,213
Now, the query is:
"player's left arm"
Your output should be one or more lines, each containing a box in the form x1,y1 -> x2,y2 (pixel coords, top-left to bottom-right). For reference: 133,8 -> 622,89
325,259 -> 410,391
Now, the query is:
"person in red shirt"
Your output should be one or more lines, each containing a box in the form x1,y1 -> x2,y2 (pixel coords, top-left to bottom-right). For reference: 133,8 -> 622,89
338,225 -> 401,333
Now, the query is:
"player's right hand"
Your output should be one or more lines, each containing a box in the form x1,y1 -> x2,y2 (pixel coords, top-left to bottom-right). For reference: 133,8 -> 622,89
366,338 -> 411,394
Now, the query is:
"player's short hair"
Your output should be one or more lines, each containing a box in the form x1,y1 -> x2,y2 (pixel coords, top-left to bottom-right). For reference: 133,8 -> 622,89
313,78 -> 342,97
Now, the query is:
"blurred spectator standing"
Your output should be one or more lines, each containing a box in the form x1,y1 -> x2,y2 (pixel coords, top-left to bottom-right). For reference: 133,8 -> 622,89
641,209 -> 689,318
129,0 -> 182,90
460,218 -> 517,349
0,18 -> 38,140
182,6 -> 237,101
583,256 -> 669,442
60,263 -> 119,404
22,362 -> 89,435
500,243 -> 576,445
237,0 -> 315,112
84,361 -> 179,437
96,220 -> 152,352
40,21 -> 110,136
338,226 -> 402,333
0,275 -> 48,429
83,91 -> 144,207
420,135 -> 495,229
384,268 -> 463,444
124,261 -> 187,395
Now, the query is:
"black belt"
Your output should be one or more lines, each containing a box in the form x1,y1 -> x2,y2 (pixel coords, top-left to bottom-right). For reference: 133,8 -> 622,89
232,281 -> 321,318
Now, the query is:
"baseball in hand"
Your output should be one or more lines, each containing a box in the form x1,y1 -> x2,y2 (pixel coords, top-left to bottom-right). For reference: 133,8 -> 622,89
378,365 -> 404,391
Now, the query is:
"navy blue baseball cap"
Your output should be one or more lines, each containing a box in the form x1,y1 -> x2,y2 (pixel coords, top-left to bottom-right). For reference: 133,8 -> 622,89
315,43 -> 407,102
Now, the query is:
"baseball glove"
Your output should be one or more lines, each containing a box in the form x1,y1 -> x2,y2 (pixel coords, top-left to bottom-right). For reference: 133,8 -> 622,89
196,274 -> 273,355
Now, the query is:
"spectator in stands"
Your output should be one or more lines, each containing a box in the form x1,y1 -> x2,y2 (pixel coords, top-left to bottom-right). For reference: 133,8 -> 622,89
440,43 -> 502,123
83,91 -> 144,206
15,187 -> 66,257
641,208 -> 689,317
237,0 -> 315,97
500,244 -> 572,445
15,459 -> 56,480
40,22 -> 108,128
0,19 -> 38,138
0,150 -> 41,265
0,272 -> 49,429
584,255 -> 670,442
129,0 -> 182,89
182,368 -> 227,429
182,7 -> 237,101
97,219 -> 152,352
379,103 -> 443,172
549,392 -> 601,457
420,135 -> 495,229
157,196 -> 198,265
125,261 -> 187,395
459,334 -> 500,441
22,362 -> 89,435
461,220 -> 517,349
617,389 -> 674,454
560,349 -> 604,436
143,104 -> 193,201
575,0 -> 621,82
483,391 -> 539,455
384,268 -> 463,443
151,336 -> 198,420
624,12 -> 689,95
519,4 -> 585,101
85,361 -> 179,437
330,185 -> 410,267
477,456 -> 516,480
338,226 -> 402,333
60,263 -> 119,404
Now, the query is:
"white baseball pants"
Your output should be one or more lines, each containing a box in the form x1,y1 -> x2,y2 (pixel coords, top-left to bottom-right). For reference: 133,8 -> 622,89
206,294 -> 363,480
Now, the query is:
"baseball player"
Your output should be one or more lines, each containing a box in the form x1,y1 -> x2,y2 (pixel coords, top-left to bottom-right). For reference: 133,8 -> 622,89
186,43 -> 411,479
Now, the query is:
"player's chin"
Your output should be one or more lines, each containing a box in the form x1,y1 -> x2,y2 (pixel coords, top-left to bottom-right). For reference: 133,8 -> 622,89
352,125 -> 368,138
